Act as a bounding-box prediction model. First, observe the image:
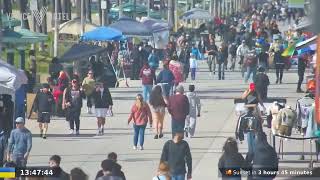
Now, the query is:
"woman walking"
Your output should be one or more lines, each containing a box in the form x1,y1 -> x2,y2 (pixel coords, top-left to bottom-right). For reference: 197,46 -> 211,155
93,82 -> 113,135
82,70 -> 96,114
128,94 -> 152,150
149,86 -> 167,139
63,79 -> 84,135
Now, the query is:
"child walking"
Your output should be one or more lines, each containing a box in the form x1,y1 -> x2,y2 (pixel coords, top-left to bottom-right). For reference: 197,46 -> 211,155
128,94 -> 153,150
184,85 -> 201,137
189,54 -> 197,81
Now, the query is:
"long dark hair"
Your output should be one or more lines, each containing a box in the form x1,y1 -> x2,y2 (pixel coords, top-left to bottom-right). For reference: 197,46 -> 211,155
222,137 -> 238,155
149,86 -> 166,107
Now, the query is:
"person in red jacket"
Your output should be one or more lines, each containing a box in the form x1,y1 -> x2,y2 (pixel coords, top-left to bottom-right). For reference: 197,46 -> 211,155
139,63 -> 156,102
168,85 -> 189,138
128,94 -> 153,150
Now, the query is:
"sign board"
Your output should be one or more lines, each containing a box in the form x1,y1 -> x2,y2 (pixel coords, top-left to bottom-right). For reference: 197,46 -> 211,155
101,0 -> 107,10
288,0 -> 305,8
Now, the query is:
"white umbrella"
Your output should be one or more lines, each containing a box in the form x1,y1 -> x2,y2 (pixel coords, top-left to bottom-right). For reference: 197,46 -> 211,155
180,8 -> 212,20
58,18 -> 98,36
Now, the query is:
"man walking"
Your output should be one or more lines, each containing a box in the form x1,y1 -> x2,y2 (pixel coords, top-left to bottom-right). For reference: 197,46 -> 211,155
160,131 -> 192,180
31,83 -> 54,139
140,63 -> 156,102
297,53 -> 308,93
244,50 -> 258,83
237,40 -> 249,77
7,117 -> 32,167
168,85 -> 189,137
206,39 -> 218,75
47,155 -> 70,180
185,85 -> 201,138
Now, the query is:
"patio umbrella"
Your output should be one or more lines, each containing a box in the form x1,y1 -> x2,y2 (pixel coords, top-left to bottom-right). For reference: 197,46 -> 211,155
109,17 -> 152,37
141,17 -> 169,33
59,43 -> 107,62
180,8 -> 212,20
80,26 -> 123,41
58,18 -> 98,36
1,14 -> 21,28
2,29 -> 48,44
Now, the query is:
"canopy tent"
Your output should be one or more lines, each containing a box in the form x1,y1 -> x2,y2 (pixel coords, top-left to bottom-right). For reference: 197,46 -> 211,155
80,26 -> 123,41
1,14 -> 21,28
2,29 -> 48,43
180,8 -> 212,20
140,17 -> 169,33
0,60 -> 28,93
109,17 -> 152,37
58,18 -> 98,36
59,43 -> 107,62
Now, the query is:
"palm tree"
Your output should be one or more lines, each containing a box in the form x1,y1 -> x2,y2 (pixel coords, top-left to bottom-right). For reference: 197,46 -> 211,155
18,0 -> 29,29
76,0 -> 81,18
98,0 -> 102,25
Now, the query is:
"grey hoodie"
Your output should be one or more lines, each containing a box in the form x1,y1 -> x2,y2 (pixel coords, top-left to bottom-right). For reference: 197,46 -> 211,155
185,92 -> 201,117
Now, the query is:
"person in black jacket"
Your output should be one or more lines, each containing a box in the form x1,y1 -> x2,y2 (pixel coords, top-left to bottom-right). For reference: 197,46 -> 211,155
30,83 -> 54,139
95,152 -> 126,180
297,53 -> 308,93
93,82 -> 113,135
218,137 -> 249,180
63,79 -> 84,135
254,67 -> 270,100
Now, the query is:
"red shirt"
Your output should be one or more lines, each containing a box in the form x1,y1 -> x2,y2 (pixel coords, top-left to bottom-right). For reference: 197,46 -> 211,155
128,103 -> 152,126
168,94 -> 190,121
140,66 -> 156,85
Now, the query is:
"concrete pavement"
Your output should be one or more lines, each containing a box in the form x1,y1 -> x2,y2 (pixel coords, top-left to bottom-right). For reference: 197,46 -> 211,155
24,60 -> 319,180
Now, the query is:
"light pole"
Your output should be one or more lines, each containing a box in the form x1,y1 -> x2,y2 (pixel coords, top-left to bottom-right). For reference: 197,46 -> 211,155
147,0 -> 150,18
80,0 -> 85,35
53,0 -> 59,57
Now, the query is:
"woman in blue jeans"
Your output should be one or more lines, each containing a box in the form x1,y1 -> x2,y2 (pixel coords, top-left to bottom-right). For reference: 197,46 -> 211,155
128,94 -> 153,150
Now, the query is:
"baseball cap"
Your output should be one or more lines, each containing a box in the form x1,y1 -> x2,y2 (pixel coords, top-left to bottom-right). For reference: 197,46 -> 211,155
15,117 -> 25,124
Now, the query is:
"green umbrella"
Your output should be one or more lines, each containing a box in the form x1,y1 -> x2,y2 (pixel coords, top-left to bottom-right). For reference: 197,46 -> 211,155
2,29 -> 48,44
1,14 -> 21,28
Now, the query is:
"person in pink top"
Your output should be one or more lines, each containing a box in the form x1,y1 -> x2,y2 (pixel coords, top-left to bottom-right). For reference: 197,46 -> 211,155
128,94 -> 153,150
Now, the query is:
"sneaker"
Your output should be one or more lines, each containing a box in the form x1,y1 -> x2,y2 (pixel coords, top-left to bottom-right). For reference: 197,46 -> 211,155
154,135 -> 159,139
133,146 -> 137,150
159,134 -> 163,138
69,129 -> 74,135
101,128 -> 104,135
42,135 -> 47,139
96,129 -> 101,136
139,146 -> 144,150
76,131 -> 80,135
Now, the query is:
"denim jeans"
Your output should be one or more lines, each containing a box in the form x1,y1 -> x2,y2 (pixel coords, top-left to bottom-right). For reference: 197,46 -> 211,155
133,124 -> 146,147
218,63 -> 225,80
12,154 -> 27,167
247,132 -> 256,155
162,83 -> 172,97
245,66 -> 257,83
191,68 -> 196,80
171,120 -> 185,138
171,174 -> 185,180
142,85 -> 153,102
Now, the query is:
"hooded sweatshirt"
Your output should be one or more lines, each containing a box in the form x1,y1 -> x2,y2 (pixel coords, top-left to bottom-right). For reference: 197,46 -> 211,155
185,92 -> 201,117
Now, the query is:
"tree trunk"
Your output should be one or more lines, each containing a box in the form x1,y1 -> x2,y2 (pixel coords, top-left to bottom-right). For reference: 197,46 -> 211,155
98,0 -> 102,25
39,0 -> 47,52
19,0 -> 30,29
3,0 -> 12,14
76,0 -> 81,18
168,0 -> 174,30
67,0 -> 72,20
86,0 -> 92,23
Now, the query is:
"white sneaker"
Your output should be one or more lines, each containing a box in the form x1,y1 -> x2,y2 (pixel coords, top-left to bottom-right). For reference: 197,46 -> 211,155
69,129 -> 74,135
96,129 -> 101,136
133,146 -> 137,150
139,146 -> 144,150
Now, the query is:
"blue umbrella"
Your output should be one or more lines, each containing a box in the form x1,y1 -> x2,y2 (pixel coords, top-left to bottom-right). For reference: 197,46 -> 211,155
80,26 -> 123,41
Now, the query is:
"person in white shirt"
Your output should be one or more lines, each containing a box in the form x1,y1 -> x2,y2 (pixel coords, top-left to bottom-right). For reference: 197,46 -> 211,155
189,54 -> 197,81
237,40 -> 249,77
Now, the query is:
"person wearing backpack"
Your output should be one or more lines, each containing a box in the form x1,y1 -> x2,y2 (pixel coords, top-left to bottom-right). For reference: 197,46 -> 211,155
246,132 -> 279,180
244,50 -> 258,83
160,131 -> 192,180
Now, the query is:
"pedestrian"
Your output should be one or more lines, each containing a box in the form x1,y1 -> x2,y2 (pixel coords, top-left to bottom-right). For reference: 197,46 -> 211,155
96,159 -> 123,180
57,71 -> 69,91
206,39 -> 218,75
228,42 -> 237,71
178,43 -> 191,81
191,43 -> 200,60
297,53 -> 308,93
148,49 -> 160,70
130,46 -> 141,80
218,137 -> 249,180
70,168 -> 88,180
82,70 -> 96,114
244,50 -> 258,83
152,161 -> 171,180
128,94 -> 152,150
184,85 -> 201,138
93,82 -> 113,135
216,47 -> 225,80
189,54 -> 197,81
156,62 -> 175,97
95,152 -> 126,180
160,131 -> 192,180
30,83 -> 54,139
168,85 -> 189,138
48,57 -> 63,83
149,85 -> 167,139
7,117 -> 32,168
237,40 -> 249,77
139,63 -> 156,102
258,49 -> 269,70
241,83 -> 266,120
246,132 -> 279,180
254,67 -> 270,100
47,155 -> 70,180
63,79 -> 84,135
221,42 -> 229,70
28,50 -> 37,90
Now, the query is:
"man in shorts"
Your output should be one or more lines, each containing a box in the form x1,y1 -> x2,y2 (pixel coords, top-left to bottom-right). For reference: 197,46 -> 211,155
31,83 -> 54,139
